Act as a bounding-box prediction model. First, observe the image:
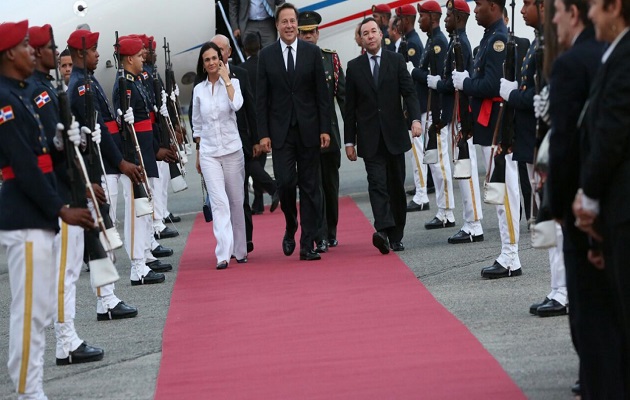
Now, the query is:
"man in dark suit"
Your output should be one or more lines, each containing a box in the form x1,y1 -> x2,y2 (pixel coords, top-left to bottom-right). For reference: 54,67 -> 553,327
257,3 -> 331,261
345,17 -> 422,254
548,0 -> 623,395
229,0 -> 286,48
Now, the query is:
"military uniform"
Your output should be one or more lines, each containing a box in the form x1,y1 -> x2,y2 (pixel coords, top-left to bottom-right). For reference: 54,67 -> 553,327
459,17 -> 521,275
404,29 -> 423,67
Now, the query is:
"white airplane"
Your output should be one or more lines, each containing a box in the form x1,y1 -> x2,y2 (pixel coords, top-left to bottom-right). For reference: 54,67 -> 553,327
6,0 -> 533,108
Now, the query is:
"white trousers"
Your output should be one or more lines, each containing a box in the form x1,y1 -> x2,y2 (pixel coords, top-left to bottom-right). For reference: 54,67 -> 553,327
0,229 -> 56,400
481,147 -> 521,270
457,138 -> 484,235
428,118 -> 455,222
152,161 -> 170,233
199,149 -> 247,263
409,129 -> 429,205
104,174 -> 120,225
526,164 -> 567,305
121,175 -> 153,280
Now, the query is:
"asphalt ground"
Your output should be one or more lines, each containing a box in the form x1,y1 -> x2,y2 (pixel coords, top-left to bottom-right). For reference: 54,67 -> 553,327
0,147 -> 578,399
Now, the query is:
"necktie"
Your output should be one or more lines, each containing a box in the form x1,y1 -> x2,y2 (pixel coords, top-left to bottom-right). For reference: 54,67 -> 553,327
287,45 -> 295,79
262,0 -> 275,18
372,55 -> 379,85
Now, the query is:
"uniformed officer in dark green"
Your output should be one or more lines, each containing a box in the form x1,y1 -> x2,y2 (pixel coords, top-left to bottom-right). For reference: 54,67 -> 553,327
297,10 -> 346,252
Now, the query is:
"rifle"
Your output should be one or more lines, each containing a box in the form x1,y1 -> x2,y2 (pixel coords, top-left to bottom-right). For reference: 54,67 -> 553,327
164,38 -> 193,155
115,31 -> 153,217
148,39 -> 187,193
51,27 -> 119,287
423,39 -> 440,165
451,27 -> 473,179
81,38 -> 123,250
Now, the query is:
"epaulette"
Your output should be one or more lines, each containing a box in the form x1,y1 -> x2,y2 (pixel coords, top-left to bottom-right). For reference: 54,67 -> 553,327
126,73 -> 135,82
321,48 -> 336,54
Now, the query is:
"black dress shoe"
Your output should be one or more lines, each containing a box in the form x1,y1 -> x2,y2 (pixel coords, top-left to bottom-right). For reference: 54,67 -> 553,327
56,342 -> 104,365
252,209 -> 264,215
372,232 -> 390,254
236,257 -> 248,264
529,297 -> 551,315
154,226 -> 179,239
282,232 -> 296,256
131,270 -> 166,285
537,299 -> 568,317
97,301 -> 138,321
151,245 -> 173,258
247,241 -> 254,253
424,217 -> 456,230
270,192 -> 280,213
146,260 -> 173,272
316,240 -> 329,253
328,238 -> 338,247
571,381 -> 580,396
407,200 -> 430,212
481,261 -> 522,279
447,230 -> 484,244
164,213 -> 181,223
300,249 -> 321,261
390,241 -> 405,251
406,188 -> 416,196
216,260 -> 229,270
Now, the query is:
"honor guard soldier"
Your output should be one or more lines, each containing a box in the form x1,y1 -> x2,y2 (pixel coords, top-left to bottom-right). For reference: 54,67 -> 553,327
372,4 -> 394,50
410,0 -> 456,229
395,4 -> 423,67
66,29 -> 142,318
0,20 -> 95,399
453,0 -> 522,278
112,35 -> 170,285
27,24 -> 106,366
298,10 -> 346,251
434,0 -> 485,244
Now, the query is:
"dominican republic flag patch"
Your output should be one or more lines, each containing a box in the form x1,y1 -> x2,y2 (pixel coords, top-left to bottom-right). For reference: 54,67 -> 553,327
78,85 -> 86,96
0,106 -> 15,125
34,91 -> 51,108
142,71 -> 149,79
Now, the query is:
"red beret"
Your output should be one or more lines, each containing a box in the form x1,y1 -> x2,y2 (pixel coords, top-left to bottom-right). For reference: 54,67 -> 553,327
0,20 -> 29,53
449,0 -> 471,14
418,1 -> 442,14
116,36 -> 143,56
396,4 -> 416,16
28,24 -> 52,48
141,35 -> 157,51
67,29 -> 99,49
371,4 -> 391,14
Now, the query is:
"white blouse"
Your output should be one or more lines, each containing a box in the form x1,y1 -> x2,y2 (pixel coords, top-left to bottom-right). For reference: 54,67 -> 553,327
192,77 -> 244,157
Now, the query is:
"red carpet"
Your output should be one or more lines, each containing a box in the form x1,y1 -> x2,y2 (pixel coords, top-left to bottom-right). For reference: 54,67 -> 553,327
155,197 -> 525,399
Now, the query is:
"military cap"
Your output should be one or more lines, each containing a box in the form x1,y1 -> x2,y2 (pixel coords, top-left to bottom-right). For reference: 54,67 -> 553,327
144,35 -> 157,51
67,29 -> 99,49
372,4 -> 392,14
447,0 -> 471,14
396,4 -> 416,16
298,11 -> 322,31
116,36 -> 143,56
28,24 -> 52,48
418,1 -> 442,14
0,20 -> 29,53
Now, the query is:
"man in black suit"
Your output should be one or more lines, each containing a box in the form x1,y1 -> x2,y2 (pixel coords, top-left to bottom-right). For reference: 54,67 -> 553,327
345,17 -> 422,254
257,3 -> 331,261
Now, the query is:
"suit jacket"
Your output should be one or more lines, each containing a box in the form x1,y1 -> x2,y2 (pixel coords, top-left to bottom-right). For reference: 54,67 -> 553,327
256,39 -> 331,149
229,0 -> 285,32
548,26 -> 604,223
580,30 -> 630,227
344,49 -> 421,159
242,55 -> 258,99
229,64 -> 258,158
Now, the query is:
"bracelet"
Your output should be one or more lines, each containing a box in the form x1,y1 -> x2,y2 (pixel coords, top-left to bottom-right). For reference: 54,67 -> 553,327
225,81 -> 232,87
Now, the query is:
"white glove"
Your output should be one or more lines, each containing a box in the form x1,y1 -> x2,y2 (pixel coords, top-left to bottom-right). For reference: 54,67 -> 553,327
406,61 -> 415,75
174,84 -> 180,97
170,90 -> 177,104
67,120 -> 82,147
452,70 -> 469,91
159,102 -> 169,117
427,74 -> 440,90
90,123 -> 102,144
118,107 -> 134,125
153,105 -> 158,113
534,85 -> 550,124
53,123 -> 65,150
499,78 -> 518,102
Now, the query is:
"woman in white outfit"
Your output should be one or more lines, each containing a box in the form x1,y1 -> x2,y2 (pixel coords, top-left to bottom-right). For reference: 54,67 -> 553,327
192,41 -> 247,269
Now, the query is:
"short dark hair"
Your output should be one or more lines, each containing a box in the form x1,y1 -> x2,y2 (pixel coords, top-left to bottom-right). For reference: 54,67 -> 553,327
59,48 -> 71,58
603,0 -> 630,24
359,17 -> 379,34
195,42 -> 223,80
275,3 -> 299,21
559,0 -> 591,26
491,0 -> 506,11
243,32 -> 262,56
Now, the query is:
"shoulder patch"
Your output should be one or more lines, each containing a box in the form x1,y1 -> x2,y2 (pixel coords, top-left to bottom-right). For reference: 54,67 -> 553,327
34,91 -> 51,108
126,89 -> 132,98
433,45 -> 441,54
77,85 -> 86,96
385,38 -> 391,45
126,73 -> 135,82
0,106 -> 15,125
408,48 -> 416,57
493,40 -> 505,52
321,48 -> 336,53
142,71 -> 149,79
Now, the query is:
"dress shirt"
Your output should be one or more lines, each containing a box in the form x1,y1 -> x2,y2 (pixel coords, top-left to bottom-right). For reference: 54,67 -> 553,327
368,48 -> 383,74
280,38 -> 298,71
248,0 -> 271,20
394,38 -> 401,53
192,78 -> 244,157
